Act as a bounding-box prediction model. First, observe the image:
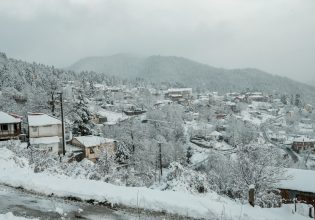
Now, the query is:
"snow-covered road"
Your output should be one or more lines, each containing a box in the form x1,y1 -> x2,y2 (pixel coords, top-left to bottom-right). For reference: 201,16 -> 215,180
0,184 -> 175,220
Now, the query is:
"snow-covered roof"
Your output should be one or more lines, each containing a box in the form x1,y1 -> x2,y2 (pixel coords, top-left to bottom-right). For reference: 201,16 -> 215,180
278,168 -> 315,193
94,84 -> 105,89
225,101 -> 236,106
167,88 -> 192,93
249,95 -> 265,98
28,113 -> 61,127
30,136 -> 60,145
293,136 -> 315,143
169,94 -> 182,97
210,131 -> 222,136
73,135 -> 115,148
0,111 -> 21,124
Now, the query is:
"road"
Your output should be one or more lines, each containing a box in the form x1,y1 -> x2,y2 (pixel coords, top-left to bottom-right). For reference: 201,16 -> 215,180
260,116 -> 299,163
0,185 -> 182,220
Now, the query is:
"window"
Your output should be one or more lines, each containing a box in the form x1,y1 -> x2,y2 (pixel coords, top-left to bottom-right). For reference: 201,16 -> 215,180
90,148 -> 95,154
48,147 -> 53,152
32,127 -> 38,132
1,124 -> 8,131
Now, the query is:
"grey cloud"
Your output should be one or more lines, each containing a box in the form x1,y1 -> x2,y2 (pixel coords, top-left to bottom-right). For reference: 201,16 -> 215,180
0,0 -> 314,83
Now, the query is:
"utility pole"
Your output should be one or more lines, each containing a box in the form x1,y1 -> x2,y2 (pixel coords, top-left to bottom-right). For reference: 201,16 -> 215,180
159,142 -> 162,182
58,92 -> 66,156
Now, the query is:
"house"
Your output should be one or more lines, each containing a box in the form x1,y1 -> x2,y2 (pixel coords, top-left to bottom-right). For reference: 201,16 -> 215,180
248,95 -> 269,103
27,113 -> 62,153
206,131 -> 223,141
304,104 -> 314,113
165,88 -> 192,102
123,106 -> 146,116
216,113 -> 227,120
71,135 -> 116,162
91,114 -> 107,124
278,168 -> 315,217
0,111 -> 22,140
234,95 -> 246,103
154,100 -> 173,108
225,101 -> 239,113
291,136 -> 315,153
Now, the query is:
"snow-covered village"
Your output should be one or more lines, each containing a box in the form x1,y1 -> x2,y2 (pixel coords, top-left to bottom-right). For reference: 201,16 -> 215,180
1,1 -> 315,220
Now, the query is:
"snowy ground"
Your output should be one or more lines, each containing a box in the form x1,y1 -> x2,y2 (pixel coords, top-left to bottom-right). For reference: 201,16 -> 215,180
240,109 -> 275,126
0,147 -> 310,220
0,212 -> 37,220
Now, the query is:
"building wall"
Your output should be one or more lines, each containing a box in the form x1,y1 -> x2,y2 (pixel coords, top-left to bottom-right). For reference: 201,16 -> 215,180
280,189 -> 315,208
71,138 -> 116,161
29,124 -> 62,138
292,142 -> 315,153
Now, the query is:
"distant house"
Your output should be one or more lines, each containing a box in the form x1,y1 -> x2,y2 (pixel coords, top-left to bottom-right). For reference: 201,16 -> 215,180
216,113 -> 227,120
71,135 -> 116,162
0,111 -> 22,140
206,131 -> 223,141
123,107 -> 146,116
286,111 -> 294,118
248,95 -> 269,103
234,95 -> 246,103
165,88 -> 192,102
291,136 -> 315,153
27,113 -> 62,153
154,100 -> 173,108
225,101 -> 239,113
278,168 -> 315,217
91,114 -> 107,124
304,104 -> 314,113
105,87 -> 122,93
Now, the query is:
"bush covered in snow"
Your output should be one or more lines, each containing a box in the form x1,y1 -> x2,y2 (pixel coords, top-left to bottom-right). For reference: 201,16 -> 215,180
165,162 -> 211,193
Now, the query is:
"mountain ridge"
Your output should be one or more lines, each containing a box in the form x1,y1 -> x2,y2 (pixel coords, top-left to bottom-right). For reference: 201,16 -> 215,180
68,54 -> 315,101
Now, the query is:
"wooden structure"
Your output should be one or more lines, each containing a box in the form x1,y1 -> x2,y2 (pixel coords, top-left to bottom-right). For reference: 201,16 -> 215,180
0,111 -> 22,140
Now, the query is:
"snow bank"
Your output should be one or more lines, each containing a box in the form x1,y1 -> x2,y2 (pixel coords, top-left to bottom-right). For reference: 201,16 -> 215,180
0,213 -> 38,220
0,148 -> 309,220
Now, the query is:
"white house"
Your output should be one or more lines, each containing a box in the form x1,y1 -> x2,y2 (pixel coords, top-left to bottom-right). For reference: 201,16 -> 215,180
27,113 -> 62,153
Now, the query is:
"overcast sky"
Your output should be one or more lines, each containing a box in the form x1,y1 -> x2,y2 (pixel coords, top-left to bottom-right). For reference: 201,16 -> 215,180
0,0 -> 314,83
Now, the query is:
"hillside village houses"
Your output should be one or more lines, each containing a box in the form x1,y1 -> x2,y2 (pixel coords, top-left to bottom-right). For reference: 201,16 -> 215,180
0,110 -> 117,162
0,111 -> 22,140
